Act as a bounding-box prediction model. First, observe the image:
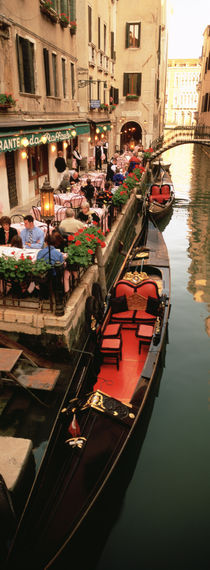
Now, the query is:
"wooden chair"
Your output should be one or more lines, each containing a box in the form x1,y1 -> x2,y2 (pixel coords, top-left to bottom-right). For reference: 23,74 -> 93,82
32,206 -> 41,221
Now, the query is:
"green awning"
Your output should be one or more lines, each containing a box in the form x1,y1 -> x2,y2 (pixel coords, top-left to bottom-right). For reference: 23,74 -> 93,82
95,121 -> 111,133
0,122 -> 90,153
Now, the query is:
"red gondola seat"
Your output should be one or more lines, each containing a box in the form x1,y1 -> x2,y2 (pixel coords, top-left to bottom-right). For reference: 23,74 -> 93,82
100,337 -> 122,369
136,323 -> 154,353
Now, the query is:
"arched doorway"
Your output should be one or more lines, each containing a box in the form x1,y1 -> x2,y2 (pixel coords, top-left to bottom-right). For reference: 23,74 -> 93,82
120,121 -> 142,151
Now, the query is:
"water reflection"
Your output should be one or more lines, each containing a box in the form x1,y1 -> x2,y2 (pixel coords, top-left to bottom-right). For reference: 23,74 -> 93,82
164,144 -> 210,333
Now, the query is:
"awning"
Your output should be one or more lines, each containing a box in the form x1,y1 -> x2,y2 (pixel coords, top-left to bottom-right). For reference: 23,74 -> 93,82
95,122 -> 111,133
0,121 -> 90,154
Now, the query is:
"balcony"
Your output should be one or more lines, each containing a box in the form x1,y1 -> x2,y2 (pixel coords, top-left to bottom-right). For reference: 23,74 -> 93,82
88,44 -> 96,68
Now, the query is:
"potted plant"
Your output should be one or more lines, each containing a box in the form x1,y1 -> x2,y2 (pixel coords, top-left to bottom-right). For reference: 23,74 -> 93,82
100,103 -> 109,111
59,13 -> 69,28
0,93 -> 16,109
64,226 -> 106,269
0,254 -> 33,296
126,94 -> 139,101
31,259 -> 51,284
40,0 -> 58,23
70,20 -> 77,35
112,188 -> 129,210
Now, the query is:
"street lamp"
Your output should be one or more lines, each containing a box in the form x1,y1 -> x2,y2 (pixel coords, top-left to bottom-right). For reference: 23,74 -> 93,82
40,177 -> 55,263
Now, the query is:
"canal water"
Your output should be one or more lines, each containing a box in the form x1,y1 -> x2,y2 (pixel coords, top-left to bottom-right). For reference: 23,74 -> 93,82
77,144 -> 209,570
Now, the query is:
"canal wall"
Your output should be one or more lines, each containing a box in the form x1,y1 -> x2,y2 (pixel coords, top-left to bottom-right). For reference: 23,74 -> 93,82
0,188 -> 143,358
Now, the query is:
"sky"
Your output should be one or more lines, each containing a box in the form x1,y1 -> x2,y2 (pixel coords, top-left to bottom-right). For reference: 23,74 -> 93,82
167,0 -> 210,59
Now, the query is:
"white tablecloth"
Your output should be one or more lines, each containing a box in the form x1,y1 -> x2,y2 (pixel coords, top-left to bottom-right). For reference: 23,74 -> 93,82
11,220 -> 50,236
0,245 -> 39,262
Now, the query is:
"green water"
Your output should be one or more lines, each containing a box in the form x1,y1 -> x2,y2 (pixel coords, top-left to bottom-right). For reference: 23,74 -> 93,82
92,145 -> 210,570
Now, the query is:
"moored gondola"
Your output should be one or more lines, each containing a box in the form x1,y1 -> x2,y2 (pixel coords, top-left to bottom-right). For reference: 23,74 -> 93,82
144,164 -> 175,221
5,213 -> 171,570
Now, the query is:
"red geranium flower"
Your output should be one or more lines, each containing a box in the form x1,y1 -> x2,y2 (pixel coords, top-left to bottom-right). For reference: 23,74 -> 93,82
93,221 -> 98,225
75,240 -> 81,246
68,235 -> 74,241
78,228 -> 84,233
88,249 -> 94,254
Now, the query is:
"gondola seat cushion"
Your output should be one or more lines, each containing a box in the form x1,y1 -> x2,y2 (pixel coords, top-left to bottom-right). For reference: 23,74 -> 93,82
110,294 -> 128,313
114,280 -> 136,298
103,323 -> 121,338
161,184 -> 171,199
136,324 -> 154,353
100,337 -> 122,369
110,310 -> 135,323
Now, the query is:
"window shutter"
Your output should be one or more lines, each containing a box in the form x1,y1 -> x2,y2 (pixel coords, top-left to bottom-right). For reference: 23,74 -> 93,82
111,31 -> 114,59
125,23 -> 129,48
43,48 -> 51,96
114,88 -> 119,104
137,22 -> 141,48
136,73 -> 141,96
110,86 -> 114,99
16,35 -> 23,92
123,73 -> 129,96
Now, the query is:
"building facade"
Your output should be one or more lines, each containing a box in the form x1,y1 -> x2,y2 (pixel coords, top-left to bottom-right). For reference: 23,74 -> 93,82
114,0 -> 167,150
197,25 -> 210,128
0,0 -> 168,215
165,59 -> 200,127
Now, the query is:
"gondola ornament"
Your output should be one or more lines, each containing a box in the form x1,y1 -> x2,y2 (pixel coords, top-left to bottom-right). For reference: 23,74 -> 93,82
65,437 -> 87,449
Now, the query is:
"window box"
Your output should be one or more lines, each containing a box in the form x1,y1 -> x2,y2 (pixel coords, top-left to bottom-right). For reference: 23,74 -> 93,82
126,94 -> 139,101
40,1 -> 58,23
59,14 -> 69,28
70,21 -> 77,35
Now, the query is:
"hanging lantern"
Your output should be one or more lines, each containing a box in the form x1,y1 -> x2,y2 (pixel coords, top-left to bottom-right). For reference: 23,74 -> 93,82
21,137 -> 29,147
41,135 -> 47,144
51,144 -> 56,152
21,150 -> 28,159
40,177 -> 54,220
71,130 -> 76,137
103,126 -> 107,131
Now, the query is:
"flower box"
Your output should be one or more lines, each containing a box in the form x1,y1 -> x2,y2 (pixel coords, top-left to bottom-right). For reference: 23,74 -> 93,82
70,21 -> 77,35
0,93 -> 16,110
40,2 -> 58,23
59,13 -> 69,28
126,94 -> 139,101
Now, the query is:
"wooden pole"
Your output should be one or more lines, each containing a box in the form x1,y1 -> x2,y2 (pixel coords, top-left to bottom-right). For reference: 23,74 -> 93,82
95,245 -> 107,300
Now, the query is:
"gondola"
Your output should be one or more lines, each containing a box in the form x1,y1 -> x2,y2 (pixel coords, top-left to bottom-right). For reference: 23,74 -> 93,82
144,163 -> 175,221
5,213 -> 171,570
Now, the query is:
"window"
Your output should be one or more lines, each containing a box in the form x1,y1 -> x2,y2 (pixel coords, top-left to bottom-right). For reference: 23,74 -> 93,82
98,17 -> 101,49
123,73 -> 142,97
104,24 -> 107,53
16,35 -> 35,94
125,23 -> 141,48
70,62 -> 75,99
88,6 -> 92,43
97,80 -> 100,101
52,53 -> 58,97
43,48 -> 51,96
61,57 -> 66,98
27,145 -> 48,181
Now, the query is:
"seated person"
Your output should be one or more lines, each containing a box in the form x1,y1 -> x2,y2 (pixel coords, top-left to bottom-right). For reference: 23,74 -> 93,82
113,168 -> 125,186
21,215 -> 45,249
10,235 -> 23,248
37,234 -> 64,272
58,208 -> 85,236
69,170 -> 80,185
128,152 -> 141,173
51,229 -> 66,252
83,178 -> 95,206
56,173 -> 70,194
78,202 -> 100,225
0,216 -> 18,245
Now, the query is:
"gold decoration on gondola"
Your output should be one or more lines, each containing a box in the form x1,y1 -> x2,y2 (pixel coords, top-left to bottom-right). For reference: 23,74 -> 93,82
90,314 -> 97,331
65,437 -> 87,448
123,271 -> 149,285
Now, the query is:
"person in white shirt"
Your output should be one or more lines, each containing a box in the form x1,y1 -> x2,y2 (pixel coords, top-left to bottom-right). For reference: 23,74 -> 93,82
73,146 -> 82,172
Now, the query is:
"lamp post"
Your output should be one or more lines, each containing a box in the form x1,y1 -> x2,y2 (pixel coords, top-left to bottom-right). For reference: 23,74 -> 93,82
40,177 -> 55,263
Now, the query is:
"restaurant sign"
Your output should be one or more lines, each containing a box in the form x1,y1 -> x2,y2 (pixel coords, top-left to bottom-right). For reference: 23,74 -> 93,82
0,129 -> 74,154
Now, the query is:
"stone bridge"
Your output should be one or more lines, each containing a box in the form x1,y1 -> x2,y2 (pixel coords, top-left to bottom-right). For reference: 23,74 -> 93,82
150,126 -> 210,160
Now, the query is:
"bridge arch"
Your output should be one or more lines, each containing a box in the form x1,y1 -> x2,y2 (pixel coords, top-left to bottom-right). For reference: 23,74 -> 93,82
150,126 -> 210,160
